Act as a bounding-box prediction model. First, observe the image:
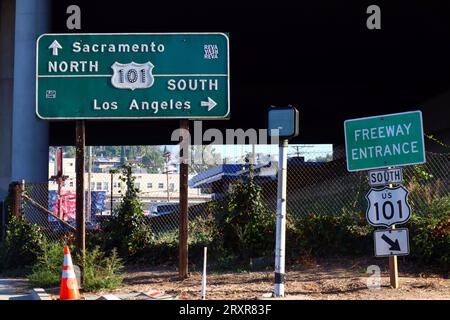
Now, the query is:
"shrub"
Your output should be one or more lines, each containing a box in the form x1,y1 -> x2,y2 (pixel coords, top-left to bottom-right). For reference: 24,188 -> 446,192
81,247 -> 124,292
189,211 -> 221,245
28,243 -> 124,292
0,215 -> 47,273
28,241 -> 66,288
103,165 -> 152,259
220,165 -> 276,259
406,195 -> 450,270
291,209 -> 373,257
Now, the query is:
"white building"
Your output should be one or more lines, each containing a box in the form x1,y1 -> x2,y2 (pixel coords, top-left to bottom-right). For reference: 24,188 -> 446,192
49,158 -> 210,204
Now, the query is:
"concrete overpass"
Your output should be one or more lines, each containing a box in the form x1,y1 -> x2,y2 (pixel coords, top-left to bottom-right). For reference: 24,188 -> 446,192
1,0 -> 450,202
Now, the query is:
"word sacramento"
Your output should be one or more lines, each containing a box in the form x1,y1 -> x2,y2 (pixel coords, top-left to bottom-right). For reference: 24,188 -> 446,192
72,41 -> 165,53
351,141 -> 420,160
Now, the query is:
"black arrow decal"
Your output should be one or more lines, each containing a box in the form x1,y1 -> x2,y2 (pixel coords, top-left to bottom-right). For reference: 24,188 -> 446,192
381,234 -> 401,251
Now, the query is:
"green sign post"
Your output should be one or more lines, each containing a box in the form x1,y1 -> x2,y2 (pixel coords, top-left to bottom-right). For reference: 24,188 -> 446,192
344,111 -> 426,172
36,33 -> 230,120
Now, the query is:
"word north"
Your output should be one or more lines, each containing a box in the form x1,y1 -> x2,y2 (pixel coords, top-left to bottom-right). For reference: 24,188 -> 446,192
48,60 -> 99,73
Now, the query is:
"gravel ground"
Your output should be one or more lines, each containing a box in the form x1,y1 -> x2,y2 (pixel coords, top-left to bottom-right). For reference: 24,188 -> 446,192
91,257 -> 450,300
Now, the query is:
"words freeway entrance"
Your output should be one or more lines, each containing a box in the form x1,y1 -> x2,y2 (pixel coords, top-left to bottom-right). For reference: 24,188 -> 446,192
344,111 -> 425,172
36,33 -> 230,120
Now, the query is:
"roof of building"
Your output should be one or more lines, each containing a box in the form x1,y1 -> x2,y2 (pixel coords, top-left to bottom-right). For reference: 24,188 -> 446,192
189,158 -> 325,189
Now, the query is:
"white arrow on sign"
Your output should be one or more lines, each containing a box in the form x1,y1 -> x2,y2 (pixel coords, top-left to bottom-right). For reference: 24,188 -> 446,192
374,228 -> 409,257
48,40 -> 62,56
200,97 -> 217,111
366,185 -> 411,227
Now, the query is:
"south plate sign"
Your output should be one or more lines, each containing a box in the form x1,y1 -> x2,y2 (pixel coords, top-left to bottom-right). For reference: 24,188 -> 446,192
36,33 -> 230,119
344,111 -> 426,172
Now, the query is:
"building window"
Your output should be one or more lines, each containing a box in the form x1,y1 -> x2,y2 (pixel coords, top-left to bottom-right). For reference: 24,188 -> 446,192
96,182 -> 102,190
103,182 -> 109,191
91,182 -> 95,190
169,183 -> 175,191
147,183 -> 153,189
69,181 -> 74,187
158,183 -> 164,189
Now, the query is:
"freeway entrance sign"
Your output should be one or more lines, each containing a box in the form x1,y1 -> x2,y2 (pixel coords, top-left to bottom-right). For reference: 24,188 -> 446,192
36,33 -> 230,120
344,111 -> 425,172
374,228 -> 410,257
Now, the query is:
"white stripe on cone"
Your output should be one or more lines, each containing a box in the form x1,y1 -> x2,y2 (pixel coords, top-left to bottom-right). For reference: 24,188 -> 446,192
62,270 -> 76,279
63,254 -> 73,266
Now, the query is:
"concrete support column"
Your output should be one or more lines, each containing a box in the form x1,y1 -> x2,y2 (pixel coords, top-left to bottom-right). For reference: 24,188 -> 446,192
11,0 -> 50,184
0,0 -> 16,199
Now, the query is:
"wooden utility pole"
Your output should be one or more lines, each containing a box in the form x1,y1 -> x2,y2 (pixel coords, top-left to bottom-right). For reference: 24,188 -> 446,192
179,120 -> 189,279
75,121 -> 86,264
87,146 -> 92,223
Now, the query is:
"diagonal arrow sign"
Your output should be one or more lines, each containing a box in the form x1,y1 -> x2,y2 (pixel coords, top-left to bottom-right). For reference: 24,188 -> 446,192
200,97 -> 217,111
48,40 -> 62,56
381,234 -> 401,251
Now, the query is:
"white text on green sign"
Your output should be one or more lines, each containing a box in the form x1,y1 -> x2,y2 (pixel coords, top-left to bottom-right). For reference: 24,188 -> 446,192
344,111 -> 425,171
36,33 -> 230,120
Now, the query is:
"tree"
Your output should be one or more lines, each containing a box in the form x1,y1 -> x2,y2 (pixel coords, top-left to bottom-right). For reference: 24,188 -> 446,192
190,145 -> 221,174
104,164 -> 152,258
141,146 -> 164,173
311,153 -> 333,163
221,164 -> 275,259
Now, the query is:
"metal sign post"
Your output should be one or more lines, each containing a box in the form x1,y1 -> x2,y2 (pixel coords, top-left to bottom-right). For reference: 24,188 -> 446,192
274,139 -> 288,297
268,105 -> 299,298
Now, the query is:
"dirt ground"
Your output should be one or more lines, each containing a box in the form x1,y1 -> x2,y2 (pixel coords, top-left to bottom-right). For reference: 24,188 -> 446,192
96,257 -> 450,300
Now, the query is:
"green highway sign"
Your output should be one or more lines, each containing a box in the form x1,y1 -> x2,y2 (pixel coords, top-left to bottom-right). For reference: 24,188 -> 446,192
36,33 -> 230,120
344,111 -> 426,172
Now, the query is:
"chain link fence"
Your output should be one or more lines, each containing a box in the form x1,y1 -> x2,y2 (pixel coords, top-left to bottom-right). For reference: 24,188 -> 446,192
19,151 -> 450,243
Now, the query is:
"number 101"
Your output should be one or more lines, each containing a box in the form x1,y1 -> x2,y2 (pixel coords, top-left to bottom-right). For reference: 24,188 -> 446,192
117,68 -> 147,84
373,200 -> 403,221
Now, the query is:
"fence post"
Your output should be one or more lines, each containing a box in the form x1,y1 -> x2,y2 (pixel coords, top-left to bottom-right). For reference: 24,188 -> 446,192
12,182 -> 22,218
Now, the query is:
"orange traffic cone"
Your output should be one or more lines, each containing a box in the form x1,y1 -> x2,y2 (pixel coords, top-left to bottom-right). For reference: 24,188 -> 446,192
59,246 -> 81,300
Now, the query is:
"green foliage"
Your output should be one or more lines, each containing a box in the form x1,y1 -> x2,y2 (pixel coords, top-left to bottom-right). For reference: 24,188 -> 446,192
28,243 -> 124,291
81,247 -> 124,292
410,165 -> 434,183
141,146 -> 164,173
189,211 -> 220,245
28,241 -> 66,288
103,164 -> 152,258
189,145 -> 221,174
291,209 -> 373,257
220,165 -> 276,258
0,215 -> 47,273
406,195 -> 450,270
